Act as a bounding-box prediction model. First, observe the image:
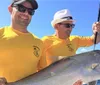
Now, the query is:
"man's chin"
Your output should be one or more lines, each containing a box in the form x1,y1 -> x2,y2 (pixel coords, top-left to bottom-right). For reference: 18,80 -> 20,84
67,34 -> 71,37
67,35 -> 70,37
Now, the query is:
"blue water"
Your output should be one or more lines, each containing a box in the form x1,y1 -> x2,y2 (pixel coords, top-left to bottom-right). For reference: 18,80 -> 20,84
98,80 -> 100,85
84,80 -> 100,85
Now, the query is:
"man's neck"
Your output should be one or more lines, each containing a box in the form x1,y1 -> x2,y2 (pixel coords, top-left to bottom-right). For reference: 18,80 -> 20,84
55,32 -> 69,40
11,24 -> 29,33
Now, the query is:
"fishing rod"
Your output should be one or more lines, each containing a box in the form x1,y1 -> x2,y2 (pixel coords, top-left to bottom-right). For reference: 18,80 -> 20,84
93,2 -> 100,50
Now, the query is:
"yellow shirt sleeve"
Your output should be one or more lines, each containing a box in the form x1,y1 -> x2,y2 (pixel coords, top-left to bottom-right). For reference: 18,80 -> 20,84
73,36 -> 93,48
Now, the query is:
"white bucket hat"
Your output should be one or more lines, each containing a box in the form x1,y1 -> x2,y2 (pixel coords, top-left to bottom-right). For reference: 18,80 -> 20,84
51,9 -> 75,27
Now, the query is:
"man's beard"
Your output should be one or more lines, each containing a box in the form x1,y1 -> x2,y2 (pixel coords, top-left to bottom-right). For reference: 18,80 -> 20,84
15,14 -> 31,27
17,18 -> 31,27
65,30 -> 71,37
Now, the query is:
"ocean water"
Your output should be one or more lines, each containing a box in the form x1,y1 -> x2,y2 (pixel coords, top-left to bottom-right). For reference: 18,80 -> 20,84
98,80 -> 100,85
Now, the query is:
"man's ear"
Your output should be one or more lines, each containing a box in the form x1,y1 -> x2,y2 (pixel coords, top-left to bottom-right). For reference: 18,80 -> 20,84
54,24 -> 59,30
8,5 -> 13,14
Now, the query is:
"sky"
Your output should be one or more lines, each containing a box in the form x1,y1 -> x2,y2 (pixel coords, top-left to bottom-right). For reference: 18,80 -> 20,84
0,0 -> 100,54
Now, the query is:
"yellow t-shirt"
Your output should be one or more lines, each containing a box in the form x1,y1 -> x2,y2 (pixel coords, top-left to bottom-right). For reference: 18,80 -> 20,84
0,26 -> 46,82
42,35 -> 93,66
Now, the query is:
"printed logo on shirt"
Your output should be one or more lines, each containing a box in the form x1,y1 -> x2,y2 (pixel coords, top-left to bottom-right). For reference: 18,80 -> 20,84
66,44 -> 74,52
33,46 -> 40,57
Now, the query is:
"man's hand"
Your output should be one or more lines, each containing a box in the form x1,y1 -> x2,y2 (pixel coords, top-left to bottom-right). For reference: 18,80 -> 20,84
73,80 -> 83,85
92,22 -> 100,34
0,77 -> 7,85
91,22 -> 100,44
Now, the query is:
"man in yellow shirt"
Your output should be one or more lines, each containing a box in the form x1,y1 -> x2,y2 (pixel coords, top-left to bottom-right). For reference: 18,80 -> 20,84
42,9 -> 100,66
0,0 -> 47,83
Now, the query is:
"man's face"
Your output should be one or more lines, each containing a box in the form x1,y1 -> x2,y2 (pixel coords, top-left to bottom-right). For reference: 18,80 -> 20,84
56,21 -> 75,37
11,1 -> 34,27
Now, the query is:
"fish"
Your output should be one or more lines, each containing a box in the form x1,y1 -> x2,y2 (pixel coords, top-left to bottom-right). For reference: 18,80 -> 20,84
7,50 -> 100,85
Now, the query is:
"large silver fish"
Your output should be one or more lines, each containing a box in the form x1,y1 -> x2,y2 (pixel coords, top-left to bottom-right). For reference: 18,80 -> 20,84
7,50 -> 100,85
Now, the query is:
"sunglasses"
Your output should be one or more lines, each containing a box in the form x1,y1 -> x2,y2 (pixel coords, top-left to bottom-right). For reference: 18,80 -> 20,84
59,23 -> 75,28
12,4 -> 35,16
